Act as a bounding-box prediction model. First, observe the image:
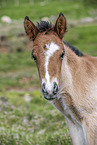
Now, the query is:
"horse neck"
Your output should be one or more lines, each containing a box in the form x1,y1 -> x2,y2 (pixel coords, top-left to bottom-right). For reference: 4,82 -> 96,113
60,44 -> 97,96
60,44 -> 80,94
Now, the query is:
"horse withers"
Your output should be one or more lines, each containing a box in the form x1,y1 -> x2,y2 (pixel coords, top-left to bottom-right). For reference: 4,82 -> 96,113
24,13 -> 97,145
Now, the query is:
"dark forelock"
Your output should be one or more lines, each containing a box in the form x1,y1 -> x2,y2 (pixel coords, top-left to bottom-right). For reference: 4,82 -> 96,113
37,21 -> 53,32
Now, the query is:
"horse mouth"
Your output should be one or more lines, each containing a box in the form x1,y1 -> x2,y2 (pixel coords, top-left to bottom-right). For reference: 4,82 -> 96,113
44,95 -> 57,101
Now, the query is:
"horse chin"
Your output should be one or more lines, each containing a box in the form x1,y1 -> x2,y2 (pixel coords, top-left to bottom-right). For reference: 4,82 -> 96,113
44,95 -> 57,101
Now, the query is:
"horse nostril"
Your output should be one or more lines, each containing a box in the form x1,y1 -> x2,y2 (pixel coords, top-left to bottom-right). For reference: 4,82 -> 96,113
42,83 -> 46,93
42,83 -> 49,95
53,82 -> 58,95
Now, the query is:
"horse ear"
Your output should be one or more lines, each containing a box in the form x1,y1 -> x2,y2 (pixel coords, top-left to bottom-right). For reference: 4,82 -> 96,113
24,16 -> 39,41
54,13 -> 67,39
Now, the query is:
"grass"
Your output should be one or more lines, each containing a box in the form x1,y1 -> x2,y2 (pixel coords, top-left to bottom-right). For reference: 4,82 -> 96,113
65,24 -> 97,56
0,0 -> 97,144
0,0 -> 97,21
0,92 -> 71,145
0,52 -> 40,91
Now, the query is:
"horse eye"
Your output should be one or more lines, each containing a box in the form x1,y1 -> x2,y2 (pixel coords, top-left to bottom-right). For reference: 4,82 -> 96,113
60,51 -> 65,59
33,55 -> 36,61
32,50 -> 36,61
44,45 -> 46,49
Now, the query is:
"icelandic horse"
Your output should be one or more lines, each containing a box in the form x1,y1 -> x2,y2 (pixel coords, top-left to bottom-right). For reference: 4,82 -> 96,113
24,13 -> 97,145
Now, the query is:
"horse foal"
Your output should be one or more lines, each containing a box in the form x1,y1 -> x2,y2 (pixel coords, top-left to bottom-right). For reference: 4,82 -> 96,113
24,13 -> 97,145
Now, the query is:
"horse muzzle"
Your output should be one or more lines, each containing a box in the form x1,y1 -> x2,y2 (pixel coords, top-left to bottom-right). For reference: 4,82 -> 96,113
42,82 -> 59,101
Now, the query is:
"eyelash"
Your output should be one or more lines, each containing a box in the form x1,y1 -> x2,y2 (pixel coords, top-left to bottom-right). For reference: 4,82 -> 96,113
33,55 -> 36,61
60,50 -> 65,59
32,50 -> 36,61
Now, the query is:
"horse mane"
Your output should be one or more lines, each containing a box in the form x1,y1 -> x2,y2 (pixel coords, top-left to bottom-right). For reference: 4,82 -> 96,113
37,21 -> 84,57
63,41 -> 84,57
37,21 -> 53,32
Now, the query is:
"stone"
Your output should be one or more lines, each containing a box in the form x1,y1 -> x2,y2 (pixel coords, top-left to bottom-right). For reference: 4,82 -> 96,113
1,16 -> 12,24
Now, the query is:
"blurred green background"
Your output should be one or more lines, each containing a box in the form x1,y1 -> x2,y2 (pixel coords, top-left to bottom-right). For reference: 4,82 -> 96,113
0,0 -> 97,144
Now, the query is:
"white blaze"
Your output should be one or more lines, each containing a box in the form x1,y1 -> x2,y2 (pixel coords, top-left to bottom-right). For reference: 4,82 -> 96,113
42,42 -> 60,92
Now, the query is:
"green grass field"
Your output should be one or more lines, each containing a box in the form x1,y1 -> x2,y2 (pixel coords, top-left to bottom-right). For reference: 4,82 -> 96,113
0,0 -> 97,21
0,0 -> 97,144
